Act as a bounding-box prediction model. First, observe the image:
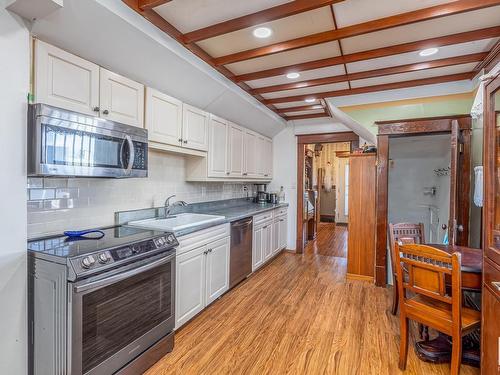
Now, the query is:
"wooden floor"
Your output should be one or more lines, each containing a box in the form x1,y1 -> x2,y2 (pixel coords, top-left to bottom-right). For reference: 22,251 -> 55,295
146,224 -> 479,375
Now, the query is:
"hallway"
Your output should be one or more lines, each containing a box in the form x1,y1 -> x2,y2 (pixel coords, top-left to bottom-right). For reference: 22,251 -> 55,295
146,224 -> 479,375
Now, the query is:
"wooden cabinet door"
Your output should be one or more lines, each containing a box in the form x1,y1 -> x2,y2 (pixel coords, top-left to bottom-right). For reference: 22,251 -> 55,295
99,68 -> 144,128
272,219 -> 280,255
279,215 -> 288,250
205,237 -> 230,305
482,73 -> 500,372
228,123 -> 244,177
263,223 -> 273,261
252,226 -> 264,271
208,114 -> 229,178
34,40 -> 99,116
145,88 -> 182,146
182,104 -> 208,151
244,130 -> 258,178
175,246 -> 206,329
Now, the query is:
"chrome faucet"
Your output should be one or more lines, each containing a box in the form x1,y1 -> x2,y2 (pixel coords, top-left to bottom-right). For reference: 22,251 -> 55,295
163,195 -> 188,217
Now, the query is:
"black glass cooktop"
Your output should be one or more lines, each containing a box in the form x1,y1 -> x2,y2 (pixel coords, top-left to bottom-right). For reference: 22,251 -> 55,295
28,226 -> 172,259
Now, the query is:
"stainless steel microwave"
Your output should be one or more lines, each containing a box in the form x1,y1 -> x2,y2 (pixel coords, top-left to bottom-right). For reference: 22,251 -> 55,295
28,104 -> 148,178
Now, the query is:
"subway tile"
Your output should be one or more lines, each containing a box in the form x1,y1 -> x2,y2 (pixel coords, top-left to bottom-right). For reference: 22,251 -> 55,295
29,188 -> 55,201
27,177 -> 43,188
43,178 -> 69,188
55,188 -> 79,199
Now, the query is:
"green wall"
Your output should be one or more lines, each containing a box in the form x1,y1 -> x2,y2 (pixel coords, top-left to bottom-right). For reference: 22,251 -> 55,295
342,96 -> 474,135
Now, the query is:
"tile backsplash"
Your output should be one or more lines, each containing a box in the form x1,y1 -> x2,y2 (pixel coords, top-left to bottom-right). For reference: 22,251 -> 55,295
27,151 -> 256,238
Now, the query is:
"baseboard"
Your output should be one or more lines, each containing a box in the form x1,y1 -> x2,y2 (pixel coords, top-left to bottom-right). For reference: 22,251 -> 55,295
346,273 -> 374,282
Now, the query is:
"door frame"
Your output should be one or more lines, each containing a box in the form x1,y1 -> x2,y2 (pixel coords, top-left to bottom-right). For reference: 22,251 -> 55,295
296,131 -> 359,253
374,115 -> 472,286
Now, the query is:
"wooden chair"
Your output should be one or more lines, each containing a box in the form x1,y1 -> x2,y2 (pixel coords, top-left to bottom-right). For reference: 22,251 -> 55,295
394,243 -> 481,375
388,223 -> 425,315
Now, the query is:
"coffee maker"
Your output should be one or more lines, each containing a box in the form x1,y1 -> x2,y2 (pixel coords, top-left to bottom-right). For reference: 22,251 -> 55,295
254,184 -> 268,204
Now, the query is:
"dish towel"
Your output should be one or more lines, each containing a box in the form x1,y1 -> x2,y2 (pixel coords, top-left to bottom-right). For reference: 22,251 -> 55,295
474,166 -> 483,207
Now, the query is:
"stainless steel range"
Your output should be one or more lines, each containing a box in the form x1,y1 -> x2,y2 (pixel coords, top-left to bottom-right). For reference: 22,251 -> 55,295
28,226 -> 178,375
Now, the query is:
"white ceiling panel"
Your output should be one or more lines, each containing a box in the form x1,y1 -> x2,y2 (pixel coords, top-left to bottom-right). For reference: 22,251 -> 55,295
350,63 -> 476,88
285,109 -> 326,116
341,6 -> 500,54
226,41 -> 341,74
346,38 -> 498,73
262,82 -> 349,99
332,0 -> 456,28
154,0 -> 292,33
197,7 -> 334,57
246,64 -> 346,88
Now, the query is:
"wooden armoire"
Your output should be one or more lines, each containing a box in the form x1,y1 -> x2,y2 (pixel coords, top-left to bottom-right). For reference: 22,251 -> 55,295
481,71 -> 500,374
347,153 -> 376,281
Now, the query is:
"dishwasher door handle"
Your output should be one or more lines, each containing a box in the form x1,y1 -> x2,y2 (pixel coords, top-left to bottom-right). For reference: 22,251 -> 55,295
232,218 -> 253,228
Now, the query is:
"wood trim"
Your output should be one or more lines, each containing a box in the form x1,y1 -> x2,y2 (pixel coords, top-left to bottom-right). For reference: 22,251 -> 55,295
277,104 -> 325,113
183,0 -> 345,43
474,39 -> 500,72
375,114 -> 472,124
346,273 -> 374,282
138,0 -> 171,11
253,53 -> 487,94
284,112 -> 329,121
214,0 -> 500,65
457,126 -> 472,246
375,135 -> 389,286
297,131 -> 358,144
263,72 -> 474,104
376,116 -> 472,135
233,27 -> 500,82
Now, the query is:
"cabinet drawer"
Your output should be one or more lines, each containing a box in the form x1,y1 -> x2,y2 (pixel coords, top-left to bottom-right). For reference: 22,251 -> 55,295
484,258 -> 500,300
273,207 -> 287,218
254,211 -> 273,227
177,223 -> 230,255
485,245 -> 500,270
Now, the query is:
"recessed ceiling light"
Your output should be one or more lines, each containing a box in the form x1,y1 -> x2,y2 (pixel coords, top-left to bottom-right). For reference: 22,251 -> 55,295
253,27 -> 272,39
419,47 -> 439,57
286,72 -> 300,79
305,98 -> 316,103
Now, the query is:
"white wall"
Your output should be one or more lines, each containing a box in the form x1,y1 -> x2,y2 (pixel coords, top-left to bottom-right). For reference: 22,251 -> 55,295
0,5 -> 29,374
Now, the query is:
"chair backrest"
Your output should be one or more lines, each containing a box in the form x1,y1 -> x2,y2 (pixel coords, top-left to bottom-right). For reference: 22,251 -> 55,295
394,243 -> 462,314
388,223 -> 425,274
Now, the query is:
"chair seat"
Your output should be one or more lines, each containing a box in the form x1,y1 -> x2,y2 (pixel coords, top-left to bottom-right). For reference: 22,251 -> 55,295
404,295 -> 481,335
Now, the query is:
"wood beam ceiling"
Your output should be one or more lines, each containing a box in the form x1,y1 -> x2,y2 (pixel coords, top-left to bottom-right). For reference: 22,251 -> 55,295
213,0 -> 500,66
183,0 -> 345,44
234,27 -> 500,82
284,112 -> 330,121
252,52 -> 487,94
138,0 -> 171,11
262,72 -> 474,104
277,105 -> 325,114
473,39 -> 500,72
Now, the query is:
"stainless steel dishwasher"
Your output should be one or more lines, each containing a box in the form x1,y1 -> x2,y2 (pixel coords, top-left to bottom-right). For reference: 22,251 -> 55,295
230,217 -> 253,288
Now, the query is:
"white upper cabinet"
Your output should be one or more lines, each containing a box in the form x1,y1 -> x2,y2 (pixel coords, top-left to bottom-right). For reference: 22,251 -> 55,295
99,68 -> 144,128
208,114 -> 229,178
145,88 -> 182,146
264,138 -> 273,178
182,104 -> 209,151
228,122 -> 244,177
34,40 -> 99,116
244,130 -> 258,178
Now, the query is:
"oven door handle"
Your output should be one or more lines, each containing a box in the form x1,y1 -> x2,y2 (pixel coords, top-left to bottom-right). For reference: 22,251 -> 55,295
74,253 -> 175,293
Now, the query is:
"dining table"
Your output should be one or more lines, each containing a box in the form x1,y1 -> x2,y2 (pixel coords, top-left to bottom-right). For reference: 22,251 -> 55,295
413,244 -> 482,367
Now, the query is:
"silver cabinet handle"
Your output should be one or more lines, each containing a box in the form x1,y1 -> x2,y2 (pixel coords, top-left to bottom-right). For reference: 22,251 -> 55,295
203,250 -> 208,255
183,140 -> 188,144
178,138 -> 182,142
102,109 -> 109,115
492,281 -> 500,292
226,172 -> 230,175
93,106 -> 100,112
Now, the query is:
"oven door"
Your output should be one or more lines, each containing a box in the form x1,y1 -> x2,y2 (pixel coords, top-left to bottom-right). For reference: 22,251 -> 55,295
69,252 -> 175,375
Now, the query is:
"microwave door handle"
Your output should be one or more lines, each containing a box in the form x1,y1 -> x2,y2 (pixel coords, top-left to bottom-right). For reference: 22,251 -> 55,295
74,252 -> 175,294
125,135 -> 135,174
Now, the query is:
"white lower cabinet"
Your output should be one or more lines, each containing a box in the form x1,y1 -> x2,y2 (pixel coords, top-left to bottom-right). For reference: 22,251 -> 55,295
263,224 -> 273,262
252,225 -> 264,271
272,219 -> 280,254
175,235 -> 230,329
252,208 -> 288,271
278,215 -> 288,250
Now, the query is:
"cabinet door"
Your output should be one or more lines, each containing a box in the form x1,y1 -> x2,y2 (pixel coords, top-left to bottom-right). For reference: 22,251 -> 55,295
256,136 -> 266,177
263,223 -> 273,261
208,115 -> 229,178
205,237 -> 230,305
244,130 -> 258,178
279,215 -> 288,250
182,104 -> 209,151
252,226 -> 264,271
34,40 -> 99,116
272,220 -> 280,254
100,68 -> 144,128
228,123 -> 244,177
175,246 -> 206,329
145,88 -> 182,146
264,138 -> 273,179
